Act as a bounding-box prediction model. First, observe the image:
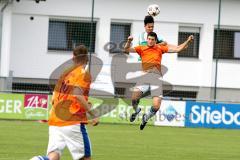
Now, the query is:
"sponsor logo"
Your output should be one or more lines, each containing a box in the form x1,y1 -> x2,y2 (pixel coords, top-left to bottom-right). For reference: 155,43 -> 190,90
24,94 -> 48,109
191,105 -> 240,125
25,108 -> 46,119
185,101 -> 240,129
163,105 -> 180,122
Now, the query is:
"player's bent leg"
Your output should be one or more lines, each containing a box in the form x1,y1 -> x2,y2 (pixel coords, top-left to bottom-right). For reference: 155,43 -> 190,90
146,96 -> 161,121
130,88 -> 142,122
140,97 -> 162,130
152,96 -> 162,110
131,88 -> 142,110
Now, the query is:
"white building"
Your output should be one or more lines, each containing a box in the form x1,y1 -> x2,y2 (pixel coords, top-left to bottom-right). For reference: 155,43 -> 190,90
0,0 -> 239,102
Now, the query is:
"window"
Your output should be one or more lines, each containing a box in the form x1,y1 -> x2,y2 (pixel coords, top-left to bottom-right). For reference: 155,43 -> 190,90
178,26 -> 200,58
114,87 -> 126,97
12,83 -> 51,93
48,19 -> 96,52
110,23 -> 131,53
163,90 -> 197,99
214,29 -> 240,59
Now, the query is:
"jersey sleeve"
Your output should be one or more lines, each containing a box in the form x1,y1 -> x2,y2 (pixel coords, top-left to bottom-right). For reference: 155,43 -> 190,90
161,45 -> 169,54
134,46 -> 143,56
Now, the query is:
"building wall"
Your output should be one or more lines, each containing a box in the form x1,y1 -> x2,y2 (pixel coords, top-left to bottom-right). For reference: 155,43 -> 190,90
0,0 -> 239,94
0,1 -> 12,78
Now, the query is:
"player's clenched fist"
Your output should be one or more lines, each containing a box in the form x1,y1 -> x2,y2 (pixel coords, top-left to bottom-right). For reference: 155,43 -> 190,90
127,36 -> 133,42
187,35 -> 194,42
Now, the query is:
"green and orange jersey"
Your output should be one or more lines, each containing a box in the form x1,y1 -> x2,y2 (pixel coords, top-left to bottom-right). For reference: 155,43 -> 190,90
134,45 -> 169,72
48,65 -> 91,127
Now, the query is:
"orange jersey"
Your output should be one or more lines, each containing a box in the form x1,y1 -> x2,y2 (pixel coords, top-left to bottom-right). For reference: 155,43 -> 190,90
134,45 -> 168,72
48,65 -> 91,126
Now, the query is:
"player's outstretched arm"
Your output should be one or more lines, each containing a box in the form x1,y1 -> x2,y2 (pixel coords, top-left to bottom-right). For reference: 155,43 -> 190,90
168,35 -> 194,53
123,36 -> 136,54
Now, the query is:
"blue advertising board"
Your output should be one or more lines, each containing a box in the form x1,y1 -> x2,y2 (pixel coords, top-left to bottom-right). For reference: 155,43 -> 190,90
185,101 -> 240,129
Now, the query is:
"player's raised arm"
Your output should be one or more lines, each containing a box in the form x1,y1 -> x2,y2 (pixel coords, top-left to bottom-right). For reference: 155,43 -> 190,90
168,35 -> 194,53
123,36 -> 136,54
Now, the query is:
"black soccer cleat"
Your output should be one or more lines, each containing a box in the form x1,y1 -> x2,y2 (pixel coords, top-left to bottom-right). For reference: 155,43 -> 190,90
130,108 -> 141,122
140,113 -> 147,130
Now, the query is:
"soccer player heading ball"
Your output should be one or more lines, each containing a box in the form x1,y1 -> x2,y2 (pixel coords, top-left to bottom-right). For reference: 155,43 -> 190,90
124,32 -> 193,130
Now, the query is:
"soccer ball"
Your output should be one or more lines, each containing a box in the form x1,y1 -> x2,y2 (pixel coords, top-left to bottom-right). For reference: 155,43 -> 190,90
147,4 -> 160,17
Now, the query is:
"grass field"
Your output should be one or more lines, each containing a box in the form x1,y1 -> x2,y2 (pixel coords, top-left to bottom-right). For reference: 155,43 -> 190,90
0,120 -> 239,160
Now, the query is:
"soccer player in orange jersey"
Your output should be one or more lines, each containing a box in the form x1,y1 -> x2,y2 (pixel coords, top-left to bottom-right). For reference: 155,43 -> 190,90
35,45 -> 98,160
124,32 -> 193,130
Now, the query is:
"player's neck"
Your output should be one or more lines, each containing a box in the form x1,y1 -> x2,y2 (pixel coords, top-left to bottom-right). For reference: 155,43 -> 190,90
74,61 -> 87,67
147,44 -> 155,48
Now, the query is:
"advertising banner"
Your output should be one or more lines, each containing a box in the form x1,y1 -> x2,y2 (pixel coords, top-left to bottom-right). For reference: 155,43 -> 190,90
154,100 -> 186,127
185,101 -> 240,129
2,92 -> 239,129
0,93 -> 49,120
89,97 -> 154,125
45,96 -> 154,125
23,94 -> 49,120
0,93 -> 25,119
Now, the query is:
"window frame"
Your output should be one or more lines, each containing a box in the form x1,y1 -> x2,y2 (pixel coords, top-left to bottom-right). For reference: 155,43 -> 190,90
109,22 -> 131,54
213,27 -> 240,60
48,18 -> 97,53
178,26 -> 201,58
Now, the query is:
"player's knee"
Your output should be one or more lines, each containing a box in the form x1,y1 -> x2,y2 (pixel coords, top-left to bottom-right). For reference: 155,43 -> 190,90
132,88 -> 142,100
131,93 -> 139,101
48,152 -> 60,160
152,97 -> 161,109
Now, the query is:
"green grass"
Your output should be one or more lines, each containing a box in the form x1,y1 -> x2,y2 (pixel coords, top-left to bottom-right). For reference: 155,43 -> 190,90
0,120 -> 240,160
